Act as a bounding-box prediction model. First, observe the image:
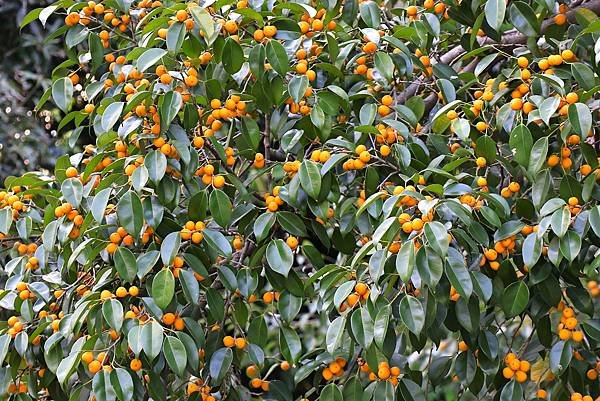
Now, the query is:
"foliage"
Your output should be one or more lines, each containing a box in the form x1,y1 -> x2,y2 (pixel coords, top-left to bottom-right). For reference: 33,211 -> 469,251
1,0 -> 600,400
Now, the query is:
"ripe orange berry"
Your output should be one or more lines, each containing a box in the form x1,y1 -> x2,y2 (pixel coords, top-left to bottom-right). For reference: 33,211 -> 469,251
130,358 -> 142,371
322,367 -> 334,380
235,337 -> 247,349
554,13 -> 567,25
246,365 -> 259,377
176,10 -> 188,22
223,336 -> 235,347
565,92 -> 578,104
82,351 -> 95,364
286,236 -> 299,250
517,57 -> 529,68
510,98 -> 523,110
88,360 -> 102,374
129,286 -> 139,296
502,367 -> 514,379
65,167 -> 78,178
224,20 -> 238,34
162,312 -> 176,325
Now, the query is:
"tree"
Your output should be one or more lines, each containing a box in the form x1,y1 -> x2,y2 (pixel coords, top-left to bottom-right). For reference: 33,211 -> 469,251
2,0 -> 600,400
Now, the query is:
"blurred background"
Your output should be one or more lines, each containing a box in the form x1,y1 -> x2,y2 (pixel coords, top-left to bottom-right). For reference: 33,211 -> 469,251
0,0 -> 65,181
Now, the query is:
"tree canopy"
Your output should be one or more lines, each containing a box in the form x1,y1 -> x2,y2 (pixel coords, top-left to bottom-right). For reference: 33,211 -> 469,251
1,0 -> 600,400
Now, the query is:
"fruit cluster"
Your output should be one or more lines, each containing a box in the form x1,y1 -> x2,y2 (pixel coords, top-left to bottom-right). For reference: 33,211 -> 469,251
502,353 -> 530,383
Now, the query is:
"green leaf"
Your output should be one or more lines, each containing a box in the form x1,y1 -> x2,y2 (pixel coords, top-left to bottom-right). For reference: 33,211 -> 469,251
398,379 -> 426,401
571,63 -> 595,91
359,1 -> 381,28
343,378 -> 364,401
502,281 -> 529,318
399,295 -> 425,335
278,291 -> 302,323
254,212 -> 276,242
374,52 -> 394,82
288,75 -> 309,104
509,124 -> 533,167
222,37 -> 244,74
102,101 -> 124,132
334,280 -> 356,308
209,348 -> 233,385
446,248 -> 473,299
56,338 -> 85,386
20,7 -> 42,29
166,22 -> 185,52
539,96 -> 559,126
137,48 -> 167,73
550,206 -> 570,237
92,370 -> 117,401
152,268 -> 175,310
203,229 -> 232,258
321,383 -> 344,401
396,240 -> 415,282
582,320 -> 600,342
141,321 -> 164,361
494,220 -> 525,242
190,6 -> 215,39
374,381 -> 395,401
0,334 -> 10,365
509,1 -> 540,36
424,222 -> 448,256
0,209 -> 12,234
117,191 -> 144,238
209,189 -> 232,227
590,206 -> 600,238
279,326 -> 302,362
52,77 -> 73,113
475,135 -> 496,162
110,368 -> 134,401
144,150 -> 167,184
373,305 -> 391,348
326,316 -> 346,353
127,325 -> 144,356
549,341 -> 572,375
499,380 -> 523,401
277,211 -> 307,237
522,234 -> 541,267
559,231 -> 581,262
92,188 -> 112,223
568,103 -> 592,137
350,307 -> 374,348
180,269 -> 200,305
266,239 -> 294,277
61,178 -> 83,209
299,160 -> 322,199
161,231 -> 181,266
137,250 -> 160,279
266,40 -> 289,76
89,33 -> 104,69
163,336 -> 187,377
102,299 -> 124,332
115,246 -> 138,283
160,91 -> 182,133
485,0 -> 506,30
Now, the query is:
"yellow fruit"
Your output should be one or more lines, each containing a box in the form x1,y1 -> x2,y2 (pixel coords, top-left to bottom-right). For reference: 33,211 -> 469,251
223,336 -> 235,347
88,360 -> 102,374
